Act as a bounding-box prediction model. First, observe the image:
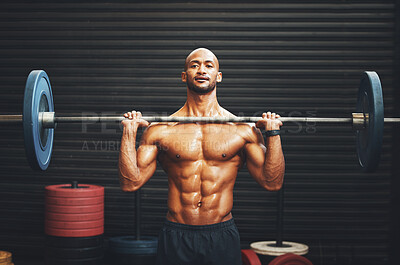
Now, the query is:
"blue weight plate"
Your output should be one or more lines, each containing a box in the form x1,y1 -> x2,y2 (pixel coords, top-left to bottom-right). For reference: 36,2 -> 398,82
23,70 -> 54,170
108,236 -> 158,255
109,245 -> 157,255
108,236 -> 158,248
356,71 -> 384,172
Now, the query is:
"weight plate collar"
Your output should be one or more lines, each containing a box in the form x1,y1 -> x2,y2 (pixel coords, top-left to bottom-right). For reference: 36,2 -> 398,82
23,70 -> 54,170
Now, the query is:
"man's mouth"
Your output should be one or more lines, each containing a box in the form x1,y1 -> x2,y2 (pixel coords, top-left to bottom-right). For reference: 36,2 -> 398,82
195,76 -> 209,82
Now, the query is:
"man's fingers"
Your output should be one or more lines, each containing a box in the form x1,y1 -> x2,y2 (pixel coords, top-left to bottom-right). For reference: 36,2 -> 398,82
122,110 -> 144,121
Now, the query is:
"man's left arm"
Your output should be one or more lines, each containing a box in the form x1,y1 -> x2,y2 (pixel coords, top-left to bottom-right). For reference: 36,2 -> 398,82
244,112 -> 285,191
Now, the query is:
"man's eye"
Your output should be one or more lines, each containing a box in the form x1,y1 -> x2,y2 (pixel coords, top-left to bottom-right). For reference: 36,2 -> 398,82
191,65 -> 198,68
206,65 -> 213,68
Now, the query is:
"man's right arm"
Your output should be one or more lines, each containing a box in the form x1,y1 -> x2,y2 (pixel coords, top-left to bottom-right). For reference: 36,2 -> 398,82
118,111 -> 158,192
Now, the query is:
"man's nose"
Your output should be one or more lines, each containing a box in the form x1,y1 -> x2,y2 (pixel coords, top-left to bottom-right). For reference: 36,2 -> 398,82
197,64 -> 207,74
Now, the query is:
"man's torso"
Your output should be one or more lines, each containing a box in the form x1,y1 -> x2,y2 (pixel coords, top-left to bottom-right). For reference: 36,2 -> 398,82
145,120 -> 258,225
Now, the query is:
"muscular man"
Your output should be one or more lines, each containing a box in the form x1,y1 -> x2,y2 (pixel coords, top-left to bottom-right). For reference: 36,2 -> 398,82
119,48 -> 285,265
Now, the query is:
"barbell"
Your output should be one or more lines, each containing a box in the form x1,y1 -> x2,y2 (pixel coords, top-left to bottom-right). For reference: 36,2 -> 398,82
0,70 -> 399,171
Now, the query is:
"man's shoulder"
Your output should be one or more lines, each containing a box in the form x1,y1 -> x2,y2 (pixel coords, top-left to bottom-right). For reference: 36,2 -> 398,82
219,107 -> 256,128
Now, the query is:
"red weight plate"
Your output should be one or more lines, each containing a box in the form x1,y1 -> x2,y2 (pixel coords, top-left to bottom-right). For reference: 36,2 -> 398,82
45,226 -> 104,237
46,204 -> 103,214
46,196 -> 103,206
241,249 -> 262,265
46,219 -> 104,230
269,253 -> 313,265
45,184 -> 104,198
46,211 -> 103,222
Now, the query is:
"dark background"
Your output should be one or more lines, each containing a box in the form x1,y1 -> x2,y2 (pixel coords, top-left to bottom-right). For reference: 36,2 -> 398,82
0,1 -> 398,264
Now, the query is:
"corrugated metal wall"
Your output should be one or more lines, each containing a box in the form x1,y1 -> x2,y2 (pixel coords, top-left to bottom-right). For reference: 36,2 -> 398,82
0,1 -> 396,264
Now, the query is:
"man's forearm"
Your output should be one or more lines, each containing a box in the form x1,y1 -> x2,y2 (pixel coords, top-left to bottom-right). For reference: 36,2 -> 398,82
119,125 -> 141,190
262,135 -> 285,190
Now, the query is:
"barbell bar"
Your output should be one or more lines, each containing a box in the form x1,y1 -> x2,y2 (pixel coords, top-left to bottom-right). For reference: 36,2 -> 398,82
0,70 -> 399,172
1,114 -> 400,125
35,114 -> 400,126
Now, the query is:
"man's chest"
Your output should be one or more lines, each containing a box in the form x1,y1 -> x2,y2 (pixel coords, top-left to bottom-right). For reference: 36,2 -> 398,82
157,123 -> 247,161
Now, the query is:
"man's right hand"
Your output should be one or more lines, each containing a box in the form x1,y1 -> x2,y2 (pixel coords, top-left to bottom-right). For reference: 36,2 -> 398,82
121,110 -> 150,129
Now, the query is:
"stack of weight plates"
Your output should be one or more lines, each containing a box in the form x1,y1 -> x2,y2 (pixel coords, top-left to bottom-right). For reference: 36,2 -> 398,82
0,251 -> 13,265
108,236 -> 158,265
44,183 -> 104,265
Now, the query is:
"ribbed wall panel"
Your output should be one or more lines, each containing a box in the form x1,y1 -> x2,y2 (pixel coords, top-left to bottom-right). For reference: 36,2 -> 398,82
0,1 -> 396,264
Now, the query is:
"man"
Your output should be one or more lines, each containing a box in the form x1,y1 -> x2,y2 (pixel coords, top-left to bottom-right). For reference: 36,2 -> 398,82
119,48 -> 285,265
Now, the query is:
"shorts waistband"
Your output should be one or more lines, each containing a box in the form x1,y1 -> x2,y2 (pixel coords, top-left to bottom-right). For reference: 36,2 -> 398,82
163,218 -> 236,232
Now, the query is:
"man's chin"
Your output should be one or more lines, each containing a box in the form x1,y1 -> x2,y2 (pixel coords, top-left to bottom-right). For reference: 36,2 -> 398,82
188,85 -> 216,94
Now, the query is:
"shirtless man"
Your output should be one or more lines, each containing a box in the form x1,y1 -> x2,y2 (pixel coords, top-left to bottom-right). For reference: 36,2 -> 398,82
118,48 -> 285,265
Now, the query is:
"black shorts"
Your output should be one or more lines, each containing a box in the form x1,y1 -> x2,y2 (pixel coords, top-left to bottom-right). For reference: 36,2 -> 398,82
156,218 -> 242,265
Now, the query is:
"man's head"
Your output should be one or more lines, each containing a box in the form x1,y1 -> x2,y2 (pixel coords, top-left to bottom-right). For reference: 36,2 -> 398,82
182,48 -> 222,94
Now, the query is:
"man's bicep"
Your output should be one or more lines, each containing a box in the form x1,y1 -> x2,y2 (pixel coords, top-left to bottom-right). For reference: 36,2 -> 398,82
137,125 -> 160,173
244,126 -> 266,179
137,144 -> 158,177
244,142 -> 266,169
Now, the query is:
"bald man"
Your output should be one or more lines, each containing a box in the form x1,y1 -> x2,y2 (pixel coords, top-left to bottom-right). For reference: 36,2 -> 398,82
119,48 -> 285,265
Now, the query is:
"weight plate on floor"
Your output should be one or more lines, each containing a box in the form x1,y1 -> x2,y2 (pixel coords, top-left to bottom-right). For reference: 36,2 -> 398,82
108,236 -> 158,255
108,252 -> 157,265
109,245 -> 157,255
45,226 -> 104,237
269,253 -> 313,265
109,236 -> 158,249
46,196 -> 104,206
46,204 -> 103,214
45,184 -> 104,198
45,245 -> 103,259
250,241 -> 309,256
45,235 -> 103,248
46,219 -> 104,230
46,211 -> 104,222
241,249 -> 262,265
45,255 -> 103,265
23,70 -> 54,171
356,71 -> 384,172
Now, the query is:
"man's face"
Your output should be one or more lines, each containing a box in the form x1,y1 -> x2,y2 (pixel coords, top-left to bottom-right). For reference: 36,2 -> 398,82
182,50 -> 222,94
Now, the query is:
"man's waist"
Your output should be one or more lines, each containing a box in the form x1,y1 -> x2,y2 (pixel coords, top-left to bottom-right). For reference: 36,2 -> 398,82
163,217 -> 236,232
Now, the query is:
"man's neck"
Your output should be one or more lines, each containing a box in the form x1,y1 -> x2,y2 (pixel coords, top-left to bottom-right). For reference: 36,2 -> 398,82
183,88 -> 222,117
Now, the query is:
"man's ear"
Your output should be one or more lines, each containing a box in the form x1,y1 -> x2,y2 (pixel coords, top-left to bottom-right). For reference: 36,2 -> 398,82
217,72 -> 222,83
181,72 -> 187,83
